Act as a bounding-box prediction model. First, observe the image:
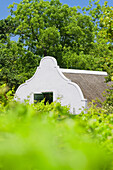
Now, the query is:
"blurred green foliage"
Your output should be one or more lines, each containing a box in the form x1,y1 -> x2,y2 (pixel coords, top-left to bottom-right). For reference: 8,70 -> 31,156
0,101 -> 111,169
0,85 -> 113,169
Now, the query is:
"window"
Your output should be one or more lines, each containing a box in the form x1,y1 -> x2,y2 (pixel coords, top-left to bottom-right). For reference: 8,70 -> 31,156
34,92 -> 53,104
34,93 -> 44,103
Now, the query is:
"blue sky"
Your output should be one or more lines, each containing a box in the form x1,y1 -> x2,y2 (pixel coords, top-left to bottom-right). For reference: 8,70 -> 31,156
0,0 -> 113,20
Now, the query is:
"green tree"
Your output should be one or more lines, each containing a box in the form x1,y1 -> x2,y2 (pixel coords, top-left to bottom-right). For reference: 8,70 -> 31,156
0,19 -> 11,41
99,1 -> 113,42
82,0 -> 113,80
1,0 -> 113,90
0,38 -> 40,90
7,0 -> 95,66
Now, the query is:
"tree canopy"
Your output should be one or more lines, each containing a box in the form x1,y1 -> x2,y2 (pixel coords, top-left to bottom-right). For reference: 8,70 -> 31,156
0,0 -> 113,89
7,0 -> 95,63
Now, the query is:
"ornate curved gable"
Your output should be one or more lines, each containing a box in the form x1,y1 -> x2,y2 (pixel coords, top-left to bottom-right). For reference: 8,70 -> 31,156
15,56 -> 87,114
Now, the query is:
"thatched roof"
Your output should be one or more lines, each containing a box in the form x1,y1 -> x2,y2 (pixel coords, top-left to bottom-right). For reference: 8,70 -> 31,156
60,69 -> 112,106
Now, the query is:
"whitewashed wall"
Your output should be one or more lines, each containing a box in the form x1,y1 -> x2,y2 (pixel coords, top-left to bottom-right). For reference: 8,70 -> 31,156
15,56 -> 87,114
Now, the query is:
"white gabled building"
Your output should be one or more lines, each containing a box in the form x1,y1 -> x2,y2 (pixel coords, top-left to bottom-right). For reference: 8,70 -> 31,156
15,56 -> 109,114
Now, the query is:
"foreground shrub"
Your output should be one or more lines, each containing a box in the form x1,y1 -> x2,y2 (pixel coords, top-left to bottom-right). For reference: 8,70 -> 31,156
0,101 -> 112,169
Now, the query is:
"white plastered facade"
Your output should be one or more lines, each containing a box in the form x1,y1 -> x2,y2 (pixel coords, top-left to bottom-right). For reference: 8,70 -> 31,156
15,56 -> 87,114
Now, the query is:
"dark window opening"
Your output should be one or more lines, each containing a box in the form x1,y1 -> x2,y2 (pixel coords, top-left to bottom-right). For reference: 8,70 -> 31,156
34,94 -> 44,103
34,92 -> 53,105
